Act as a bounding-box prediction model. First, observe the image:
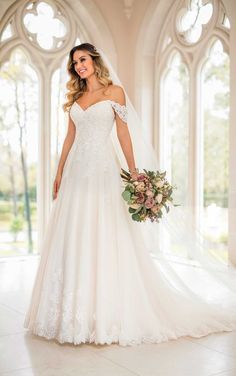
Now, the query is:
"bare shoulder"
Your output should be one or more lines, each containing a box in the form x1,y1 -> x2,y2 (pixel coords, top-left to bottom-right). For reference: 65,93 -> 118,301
104,84 -> 126,105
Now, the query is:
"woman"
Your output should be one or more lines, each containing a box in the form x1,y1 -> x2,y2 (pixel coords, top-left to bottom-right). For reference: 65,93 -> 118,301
24,43 -> 236,346
53,45 -> 138,199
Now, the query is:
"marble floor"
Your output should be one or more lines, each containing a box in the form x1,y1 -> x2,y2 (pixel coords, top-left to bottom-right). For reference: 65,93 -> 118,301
0,257 -> 236,376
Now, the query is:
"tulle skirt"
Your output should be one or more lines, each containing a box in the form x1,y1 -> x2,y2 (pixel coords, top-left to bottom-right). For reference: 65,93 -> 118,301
24,148 -> 236,346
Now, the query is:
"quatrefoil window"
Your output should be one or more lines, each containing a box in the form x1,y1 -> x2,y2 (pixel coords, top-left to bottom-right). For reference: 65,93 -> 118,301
23,1 -> 67,50
176,0 -> 213,44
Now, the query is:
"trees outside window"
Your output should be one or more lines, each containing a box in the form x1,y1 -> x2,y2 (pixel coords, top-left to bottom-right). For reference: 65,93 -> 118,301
0,0 -> 83,257
0,50 -> 38,256
201,40 -> 229,261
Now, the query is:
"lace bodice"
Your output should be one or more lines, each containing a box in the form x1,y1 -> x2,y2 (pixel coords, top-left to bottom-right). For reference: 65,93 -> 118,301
63,99 -> 128,177
70,99 -> 127,125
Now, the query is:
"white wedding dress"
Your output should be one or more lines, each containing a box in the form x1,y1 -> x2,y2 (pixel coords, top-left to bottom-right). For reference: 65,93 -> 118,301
24,99 -> 236,346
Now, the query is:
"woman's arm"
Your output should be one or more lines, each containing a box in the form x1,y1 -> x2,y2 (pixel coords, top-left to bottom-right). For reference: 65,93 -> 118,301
56,114 -> 76,175
53,114 -> 76,199
113,86 -> 138,179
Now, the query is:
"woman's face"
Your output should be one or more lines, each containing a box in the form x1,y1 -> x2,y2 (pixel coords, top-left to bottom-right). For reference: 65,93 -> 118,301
72,50 -> 95,79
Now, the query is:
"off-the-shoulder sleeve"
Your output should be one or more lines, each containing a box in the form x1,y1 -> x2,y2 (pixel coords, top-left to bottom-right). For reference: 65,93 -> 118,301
110,100 -> 128,123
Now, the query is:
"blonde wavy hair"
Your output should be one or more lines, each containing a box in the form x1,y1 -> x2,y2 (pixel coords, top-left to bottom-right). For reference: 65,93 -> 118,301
63,43 -> 113,112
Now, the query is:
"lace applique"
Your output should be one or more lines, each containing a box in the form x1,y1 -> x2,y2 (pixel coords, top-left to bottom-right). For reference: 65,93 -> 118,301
55,100 -> 126,179
32,267 -> 123,345
110,101 -> 128,123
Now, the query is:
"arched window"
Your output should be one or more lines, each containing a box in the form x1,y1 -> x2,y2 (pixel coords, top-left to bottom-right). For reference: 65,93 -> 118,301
0,49 -> 39,256
161,52 -> 189,206
155,0 -> 230,261
50,57 -> 68,188
201,39 -> 229,262
0,0 -> 86,257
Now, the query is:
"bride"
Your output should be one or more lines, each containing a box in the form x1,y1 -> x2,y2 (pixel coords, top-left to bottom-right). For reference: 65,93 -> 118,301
24,43 -> 236,346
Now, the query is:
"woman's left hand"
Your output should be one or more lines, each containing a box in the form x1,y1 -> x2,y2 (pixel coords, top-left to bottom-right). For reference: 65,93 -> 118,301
131,171 -> 139,180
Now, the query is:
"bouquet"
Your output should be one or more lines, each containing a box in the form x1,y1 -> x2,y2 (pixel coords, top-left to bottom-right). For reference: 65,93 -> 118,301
120,168 -> 177,223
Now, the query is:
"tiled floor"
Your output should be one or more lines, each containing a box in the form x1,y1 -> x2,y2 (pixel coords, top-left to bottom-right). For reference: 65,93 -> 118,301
0,257 -> 236,376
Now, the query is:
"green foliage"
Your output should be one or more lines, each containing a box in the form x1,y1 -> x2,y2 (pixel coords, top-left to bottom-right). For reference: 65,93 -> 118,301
127,184 -> 135,193
204,59 -> 229,86
128,207 -> 136,214
218,232 -> 228,244
204,114 -> 228,193
203,55 -> 229,208
122,190 -> 131,201
163,203 -> 169,213
0,200 -> 37,231
143,169 -> 167,180
132,213 -> 142,222
10,216 -> 24,234
0,200 -> 11,215
133,205 -> 143,214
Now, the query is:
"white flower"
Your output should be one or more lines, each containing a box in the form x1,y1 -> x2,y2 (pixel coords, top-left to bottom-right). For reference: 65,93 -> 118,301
129,203 -> 141,209
136,182 -> 146,192
155,180 -> 164,188
156,193 -> 163,204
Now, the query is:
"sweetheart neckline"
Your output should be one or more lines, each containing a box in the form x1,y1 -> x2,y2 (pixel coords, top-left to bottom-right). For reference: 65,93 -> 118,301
74,99 -> 113,112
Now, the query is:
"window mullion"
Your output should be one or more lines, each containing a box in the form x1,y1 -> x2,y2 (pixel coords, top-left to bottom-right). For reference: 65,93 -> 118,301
38,71 -> 52,251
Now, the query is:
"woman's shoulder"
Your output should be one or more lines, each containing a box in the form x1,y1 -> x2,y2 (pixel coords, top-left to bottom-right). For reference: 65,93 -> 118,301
105,84 -> 125,104
107,84 -> 124,92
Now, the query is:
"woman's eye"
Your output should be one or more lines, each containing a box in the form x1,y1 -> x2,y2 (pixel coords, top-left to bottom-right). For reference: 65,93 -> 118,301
80,58 -> 85,62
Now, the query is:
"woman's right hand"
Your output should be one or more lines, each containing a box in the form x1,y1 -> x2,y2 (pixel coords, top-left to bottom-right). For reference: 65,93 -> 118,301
53,172 -> 62,200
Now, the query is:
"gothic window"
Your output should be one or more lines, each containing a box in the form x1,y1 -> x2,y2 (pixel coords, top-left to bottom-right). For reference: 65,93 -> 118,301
201,39 -> 229,261
0,50 -> 39,256
161,52 -> 189,206
0,0 -> 84,257
157,0 -> 230,261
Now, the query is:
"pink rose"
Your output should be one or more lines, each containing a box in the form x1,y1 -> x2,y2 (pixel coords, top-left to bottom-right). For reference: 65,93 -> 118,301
136,193 -> 145,204
145,197 -> 155,209
137,174 -> 147,182
146,190 -> 154,197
